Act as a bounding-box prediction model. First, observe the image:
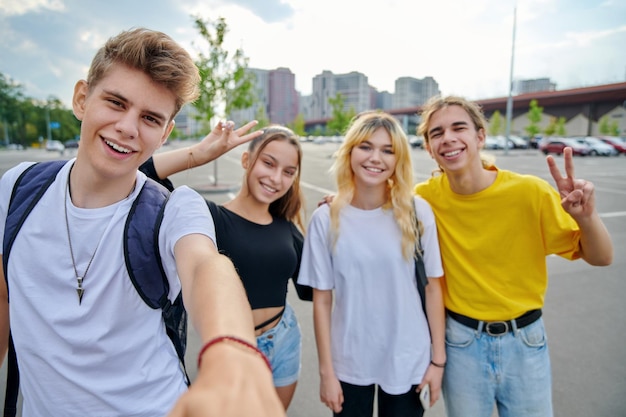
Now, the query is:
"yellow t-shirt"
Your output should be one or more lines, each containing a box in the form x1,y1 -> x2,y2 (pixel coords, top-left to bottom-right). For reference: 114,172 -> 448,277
414,167 -> 581,321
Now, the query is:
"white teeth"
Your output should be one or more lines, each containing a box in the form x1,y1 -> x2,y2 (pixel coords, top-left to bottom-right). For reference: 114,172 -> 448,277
261,184 -> 277,193
104,140 -> 132,154
365,167 -> 383,173
444,150 -> 461,157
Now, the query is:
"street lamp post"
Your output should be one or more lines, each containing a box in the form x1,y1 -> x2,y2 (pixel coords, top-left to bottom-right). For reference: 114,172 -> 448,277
504,2 -> 517,155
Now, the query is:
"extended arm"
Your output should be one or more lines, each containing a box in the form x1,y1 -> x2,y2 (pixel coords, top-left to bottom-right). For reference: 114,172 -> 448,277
168,234 -> 284,417
421,277 -> 446,407
546,147 -> 613,265
313,289 -> 344,414
152,120 -> 262,179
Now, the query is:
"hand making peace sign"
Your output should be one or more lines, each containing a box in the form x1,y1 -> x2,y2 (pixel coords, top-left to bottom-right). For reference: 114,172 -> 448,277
546,146 -> 596,220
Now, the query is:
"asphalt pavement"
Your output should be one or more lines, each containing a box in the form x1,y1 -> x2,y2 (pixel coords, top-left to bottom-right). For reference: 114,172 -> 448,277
1,142 -> 625,416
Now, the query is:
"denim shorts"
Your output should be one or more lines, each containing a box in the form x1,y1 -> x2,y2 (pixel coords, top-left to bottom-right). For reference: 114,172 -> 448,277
442,315 -> 552,417
256,303 -> 302,387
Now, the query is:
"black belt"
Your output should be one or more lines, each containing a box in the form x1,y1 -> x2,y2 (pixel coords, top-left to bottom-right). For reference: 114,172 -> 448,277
447,309 -> 542,336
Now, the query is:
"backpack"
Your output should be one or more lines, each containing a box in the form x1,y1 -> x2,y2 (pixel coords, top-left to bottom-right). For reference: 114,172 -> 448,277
2,160 -> 189,417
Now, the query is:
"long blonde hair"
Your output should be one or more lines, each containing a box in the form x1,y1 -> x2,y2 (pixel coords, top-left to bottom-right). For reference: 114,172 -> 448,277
330,111 -> 418,260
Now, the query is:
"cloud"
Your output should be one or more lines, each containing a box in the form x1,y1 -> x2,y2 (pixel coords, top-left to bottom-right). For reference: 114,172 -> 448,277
0,0 -> 64,16
0,0 -> 624,107
566,25 -> 626,47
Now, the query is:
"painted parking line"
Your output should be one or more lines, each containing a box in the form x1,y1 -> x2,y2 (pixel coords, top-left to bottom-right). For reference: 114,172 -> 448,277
599,211 -> 626,218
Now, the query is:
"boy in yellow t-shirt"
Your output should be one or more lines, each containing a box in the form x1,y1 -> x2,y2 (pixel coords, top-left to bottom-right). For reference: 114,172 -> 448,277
414,95 -> 613,417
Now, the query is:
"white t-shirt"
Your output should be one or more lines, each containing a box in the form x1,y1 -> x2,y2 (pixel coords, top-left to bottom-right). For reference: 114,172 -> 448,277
298,196 -> 443,395
0,160 -> 215,417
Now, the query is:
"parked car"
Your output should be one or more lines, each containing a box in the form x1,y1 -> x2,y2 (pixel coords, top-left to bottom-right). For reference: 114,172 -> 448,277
598,136 -> 626,155
46,140 -> 65,152
573,137 -> 618,156
407,135 -> 424,148
485,136 -> 503,150
539,137 -> 591,156
507,135 -> 529,149
64,139 -> 80,149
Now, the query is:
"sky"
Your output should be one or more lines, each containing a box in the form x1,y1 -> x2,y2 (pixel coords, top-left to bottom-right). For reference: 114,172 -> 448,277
1,0 -> 625,109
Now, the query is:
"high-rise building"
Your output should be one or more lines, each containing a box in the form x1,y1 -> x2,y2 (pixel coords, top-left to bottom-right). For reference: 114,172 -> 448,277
374,90 -> 394,110
229,67 -> 300,125
173,104 -> 201,138
310,70 -> 372,119
229,68 -> 269,125
268,68 -> 299,125
513,78 -> 556,95
393,76 -> 440,108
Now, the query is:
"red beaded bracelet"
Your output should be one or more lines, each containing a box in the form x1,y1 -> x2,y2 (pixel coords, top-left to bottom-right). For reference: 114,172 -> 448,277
197,335 -> 272,372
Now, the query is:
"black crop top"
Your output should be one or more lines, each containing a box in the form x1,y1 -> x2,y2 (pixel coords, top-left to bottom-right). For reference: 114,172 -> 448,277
207,201 -> 306,309
138,157 -> 311,307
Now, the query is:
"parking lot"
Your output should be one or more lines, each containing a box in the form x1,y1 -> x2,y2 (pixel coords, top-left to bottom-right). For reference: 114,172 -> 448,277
1,142 -> 625,416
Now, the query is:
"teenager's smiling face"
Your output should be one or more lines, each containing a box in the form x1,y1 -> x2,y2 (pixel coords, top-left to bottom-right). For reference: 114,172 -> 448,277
350,127 -> 397,191
72,63 -> 176,176
246,139 -> 299,205
425,105 -> 485,173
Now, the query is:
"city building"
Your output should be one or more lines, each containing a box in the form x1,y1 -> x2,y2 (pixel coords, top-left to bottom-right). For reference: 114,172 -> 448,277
229,68 -> 269,125
393,76 -> 440,108
268,67 -> 299,125
309,70 -> 373,120
513,78 -> 557,95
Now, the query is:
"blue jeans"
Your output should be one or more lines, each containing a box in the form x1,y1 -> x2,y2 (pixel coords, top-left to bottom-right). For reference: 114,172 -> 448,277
443,315 -> 553,417
256,303 -> 301,387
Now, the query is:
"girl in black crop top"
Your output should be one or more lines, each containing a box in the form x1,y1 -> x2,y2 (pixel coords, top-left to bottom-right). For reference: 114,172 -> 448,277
141,121 -> 311,411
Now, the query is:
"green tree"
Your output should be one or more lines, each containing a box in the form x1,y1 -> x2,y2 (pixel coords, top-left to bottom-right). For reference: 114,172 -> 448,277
192,15 -> 257,185
556,116 -> 567,136
544,116 -> 557,136
255,105 -> 270,128
598,115 -> 611,135
326,93 -> 355,136
525,99 -> 543,138
288,113 -> 306,137
489,110 -> 503,136
610,120 -> 620,136
0,73 -> 25,145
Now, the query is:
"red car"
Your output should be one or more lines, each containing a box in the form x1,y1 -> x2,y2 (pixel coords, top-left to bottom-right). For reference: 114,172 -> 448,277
598,136 -> 626,154
539,138 -> 591,156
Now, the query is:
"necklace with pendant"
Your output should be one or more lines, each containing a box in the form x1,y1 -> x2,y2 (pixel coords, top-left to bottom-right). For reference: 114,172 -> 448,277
64,173 -> 108,305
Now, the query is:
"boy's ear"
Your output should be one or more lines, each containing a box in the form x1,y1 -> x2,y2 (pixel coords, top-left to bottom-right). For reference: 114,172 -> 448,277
477,128 -> 486,149
161,120 -> 175,146
72,80 -> 89,121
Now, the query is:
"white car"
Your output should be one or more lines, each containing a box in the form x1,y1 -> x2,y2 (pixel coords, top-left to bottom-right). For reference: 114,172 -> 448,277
46,140 -> 65,152
575,137 -> 618,156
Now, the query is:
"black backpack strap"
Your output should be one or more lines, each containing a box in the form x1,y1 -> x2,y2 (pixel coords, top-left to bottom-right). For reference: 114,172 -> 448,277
3,160 -> 66,417
413,201 -> 429,320
124,179 -> 189,385
4,335 -> 19,417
